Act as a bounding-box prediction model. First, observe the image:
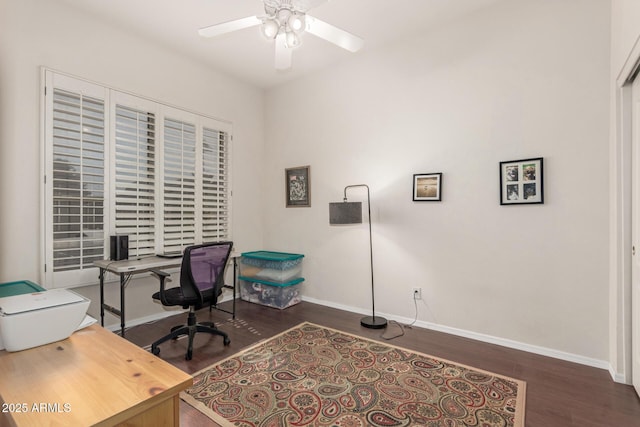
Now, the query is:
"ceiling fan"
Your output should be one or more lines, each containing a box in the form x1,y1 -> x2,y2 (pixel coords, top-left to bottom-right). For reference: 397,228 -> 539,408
198,0 -> 364,70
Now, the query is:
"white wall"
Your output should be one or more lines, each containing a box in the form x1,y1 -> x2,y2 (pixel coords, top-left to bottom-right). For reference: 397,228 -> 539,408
611,0 -> 640,76
0,0 -> 617,366
264,0 -> 611,362
0,0 -> 265,325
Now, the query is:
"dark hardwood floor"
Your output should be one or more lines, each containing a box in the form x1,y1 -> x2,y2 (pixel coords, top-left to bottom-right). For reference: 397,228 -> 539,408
123,300 -> 640,426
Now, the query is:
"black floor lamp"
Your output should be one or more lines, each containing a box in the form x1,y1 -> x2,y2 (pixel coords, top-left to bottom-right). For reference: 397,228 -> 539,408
329,184 -> 387,329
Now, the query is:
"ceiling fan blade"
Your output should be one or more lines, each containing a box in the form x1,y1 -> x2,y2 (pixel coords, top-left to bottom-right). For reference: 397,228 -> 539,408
305,15 -> 364,53
275,34 -> 292,70
198,16 -> 262,38
294,0 -> 329,12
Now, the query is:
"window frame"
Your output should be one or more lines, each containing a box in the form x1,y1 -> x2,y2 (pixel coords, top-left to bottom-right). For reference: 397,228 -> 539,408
41,69 -> 233,289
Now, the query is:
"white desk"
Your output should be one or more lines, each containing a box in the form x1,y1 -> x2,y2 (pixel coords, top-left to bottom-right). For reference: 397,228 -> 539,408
95,257 -> 182,337
95,252 -> 239,337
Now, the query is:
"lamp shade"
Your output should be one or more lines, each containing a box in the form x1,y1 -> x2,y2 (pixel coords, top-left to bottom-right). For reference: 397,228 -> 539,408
329,202 -> 362,225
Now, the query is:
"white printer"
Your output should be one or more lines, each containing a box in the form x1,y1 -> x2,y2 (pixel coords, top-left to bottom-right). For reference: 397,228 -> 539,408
0,288 -> 90,352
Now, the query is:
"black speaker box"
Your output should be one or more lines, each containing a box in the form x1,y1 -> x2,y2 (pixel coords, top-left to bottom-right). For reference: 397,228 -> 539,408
110,235 -> 129,261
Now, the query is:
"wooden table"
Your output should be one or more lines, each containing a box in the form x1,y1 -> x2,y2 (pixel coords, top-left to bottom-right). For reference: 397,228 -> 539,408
0,325 -> 192,426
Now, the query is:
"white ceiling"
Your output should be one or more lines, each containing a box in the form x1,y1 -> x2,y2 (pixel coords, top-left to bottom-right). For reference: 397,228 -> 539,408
57,0 -> 502,89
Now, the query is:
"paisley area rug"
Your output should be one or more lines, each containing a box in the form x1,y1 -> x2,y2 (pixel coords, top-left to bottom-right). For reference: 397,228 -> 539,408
181,322 -> 526,426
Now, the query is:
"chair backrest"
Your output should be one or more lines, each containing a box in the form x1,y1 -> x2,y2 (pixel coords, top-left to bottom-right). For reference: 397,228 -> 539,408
180,242 -> 233,305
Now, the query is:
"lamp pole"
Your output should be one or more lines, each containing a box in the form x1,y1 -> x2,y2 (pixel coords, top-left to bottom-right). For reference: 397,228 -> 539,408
343,184 -> 387,329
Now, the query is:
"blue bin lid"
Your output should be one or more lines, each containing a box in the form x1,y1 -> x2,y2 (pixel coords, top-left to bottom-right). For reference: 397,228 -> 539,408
0,280 -> 46,298
239,276 -> 305,287
241,251 -> 304,261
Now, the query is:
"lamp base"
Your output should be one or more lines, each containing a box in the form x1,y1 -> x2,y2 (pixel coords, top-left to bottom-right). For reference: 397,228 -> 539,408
360,315 -> 387,329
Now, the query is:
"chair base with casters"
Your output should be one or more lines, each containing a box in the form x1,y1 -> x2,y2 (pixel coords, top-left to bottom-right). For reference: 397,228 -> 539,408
150,306 -> 230,361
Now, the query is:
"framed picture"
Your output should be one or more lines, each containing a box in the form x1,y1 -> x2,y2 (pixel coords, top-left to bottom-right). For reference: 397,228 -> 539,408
499,157 -> 544,205
285,166 -> 311,207
413,173 -> 442,201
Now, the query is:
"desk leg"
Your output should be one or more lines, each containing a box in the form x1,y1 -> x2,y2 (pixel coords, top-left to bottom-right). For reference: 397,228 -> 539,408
120,273 -> 126,337
99,268 -> 105,327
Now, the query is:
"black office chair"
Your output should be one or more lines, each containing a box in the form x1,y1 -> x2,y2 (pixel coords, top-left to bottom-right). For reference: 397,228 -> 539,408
150,241 -> 233,360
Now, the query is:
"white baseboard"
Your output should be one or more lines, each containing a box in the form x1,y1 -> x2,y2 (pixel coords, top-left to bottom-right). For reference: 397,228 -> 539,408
301,296 -> 614,376
609,365 -> 631,384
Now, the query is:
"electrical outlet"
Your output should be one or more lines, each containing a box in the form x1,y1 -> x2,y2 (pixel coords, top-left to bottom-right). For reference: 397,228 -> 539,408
412,287 -> 422,300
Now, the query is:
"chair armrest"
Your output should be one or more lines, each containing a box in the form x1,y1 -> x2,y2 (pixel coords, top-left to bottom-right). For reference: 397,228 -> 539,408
150,269 -> 171,280
150,269 -> 172,305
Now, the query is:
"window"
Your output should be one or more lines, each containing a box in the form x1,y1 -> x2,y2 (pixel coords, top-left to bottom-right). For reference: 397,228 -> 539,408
51,88 -> 105,272
202,127 -> 230,241
163,118 -> 197,254
114,102 -> 157,258
43,70 -> 232,288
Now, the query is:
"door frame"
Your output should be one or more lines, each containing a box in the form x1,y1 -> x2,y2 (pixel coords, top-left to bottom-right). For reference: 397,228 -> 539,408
611,39 -> 640,385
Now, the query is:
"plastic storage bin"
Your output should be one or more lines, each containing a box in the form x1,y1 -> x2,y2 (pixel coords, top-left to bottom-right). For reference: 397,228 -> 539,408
239,251 -> 304,284
239,277 -> 304,309
239,251 -> 305,309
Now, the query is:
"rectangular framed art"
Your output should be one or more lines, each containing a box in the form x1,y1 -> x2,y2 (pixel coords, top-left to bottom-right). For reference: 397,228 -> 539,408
285,165 -> 311,207
413,173 -> 442,201
499,157 -> 543,205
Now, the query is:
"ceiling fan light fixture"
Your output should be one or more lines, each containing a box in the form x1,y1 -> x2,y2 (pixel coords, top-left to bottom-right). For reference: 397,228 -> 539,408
261,18 -> 280,39
288,13 -> 305,33
198,0 -> 364,71
285,31 -> 300,48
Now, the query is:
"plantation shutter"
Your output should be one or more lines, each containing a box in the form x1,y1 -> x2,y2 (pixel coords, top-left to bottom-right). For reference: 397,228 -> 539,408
51,88 -> 105,273
163,118 -> 197,253
43,69 -> 232,288
114,104 -> 157,258
202,127 -> 230,242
